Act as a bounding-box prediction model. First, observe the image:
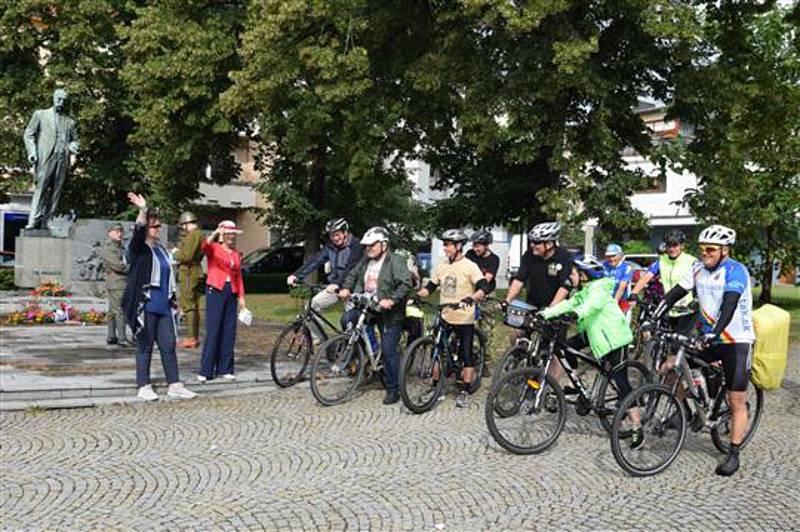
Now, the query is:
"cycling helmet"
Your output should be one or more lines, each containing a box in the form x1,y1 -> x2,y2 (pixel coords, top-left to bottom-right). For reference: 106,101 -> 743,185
604,243 -> 623,256
440,229 -> 468,244
698,224 -> 736,246
574,254 -> 604,279
527,222 -> 561,243
663,229 -> 686,245
325,218 -> 349,234
360,226 -> 389,245
658,242 -> 668,254
469,229 -> 493,245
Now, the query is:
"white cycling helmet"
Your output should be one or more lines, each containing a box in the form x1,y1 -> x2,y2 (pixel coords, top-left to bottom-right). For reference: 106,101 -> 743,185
440,228 -> 468,244
360,226 -> 389,246
528,222 -> 561,243
698,224 -> 736,246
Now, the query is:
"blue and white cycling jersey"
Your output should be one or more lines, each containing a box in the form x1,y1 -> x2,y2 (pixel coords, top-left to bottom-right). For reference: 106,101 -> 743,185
602,260 -> 633,299
678,258 -> 755,344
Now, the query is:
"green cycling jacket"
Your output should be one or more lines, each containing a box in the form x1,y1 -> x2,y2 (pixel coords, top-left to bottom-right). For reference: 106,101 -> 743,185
541,277 -> 633,358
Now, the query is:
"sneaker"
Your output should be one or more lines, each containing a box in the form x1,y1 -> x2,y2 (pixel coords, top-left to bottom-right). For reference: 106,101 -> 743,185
456,390 -> 470,408
196,375 -> 207,383
563,386 -> 579,404
106,338 -> 118,345
167,383 -> 197,399
420,388 -> 443,404
383,392 -> 400,405
221,374 -> 236,381
715,452 -> 740,477
137,385 -> 158,401
630,428 -> 646,451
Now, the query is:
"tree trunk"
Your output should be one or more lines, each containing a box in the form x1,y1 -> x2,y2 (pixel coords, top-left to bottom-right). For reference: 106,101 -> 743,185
302,151 -> 326,283
759,231 -> 773,304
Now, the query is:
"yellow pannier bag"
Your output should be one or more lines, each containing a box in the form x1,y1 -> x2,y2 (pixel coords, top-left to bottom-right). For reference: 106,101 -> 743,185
751,304 -> 791,391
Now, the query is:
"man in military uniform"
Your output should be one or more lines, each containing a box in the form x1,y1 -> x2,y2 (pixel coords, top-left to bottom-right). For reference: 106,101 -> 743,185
101,223 -> 130,346
173,211 -> 204,348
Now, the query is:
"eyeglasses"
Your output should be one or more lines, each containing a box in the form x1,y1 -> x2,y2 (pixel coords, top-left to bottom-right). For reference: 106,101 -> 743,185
700,245 -> 721,254
666,242 -> 681,248
148,224 -> 162,229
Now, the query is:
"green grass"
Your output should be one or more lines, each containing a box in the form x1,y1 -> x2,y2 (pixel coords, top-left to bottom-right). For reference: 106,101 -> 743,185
246,284 -> 799,345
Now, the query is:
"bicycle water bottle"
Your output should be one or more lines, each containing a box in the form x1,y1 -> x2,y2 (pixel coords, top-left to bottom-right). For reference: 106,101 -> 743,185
691,369 -> 708,405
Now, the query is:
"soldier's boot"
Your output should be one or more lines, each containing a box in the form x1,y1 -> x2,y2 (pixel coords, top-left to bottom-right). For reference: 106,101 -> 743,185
178,310 -> 200,348
106,318 -> 118,345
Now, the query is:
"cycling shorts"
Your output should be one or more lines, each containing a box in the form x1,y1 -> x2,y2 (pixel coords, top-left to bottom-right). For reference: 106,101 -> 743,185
702,343 -> 752,392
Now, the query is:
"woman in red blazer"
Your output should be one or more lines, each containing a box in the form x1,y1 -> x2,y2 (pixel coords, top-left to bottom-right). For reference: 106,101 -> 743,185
198,220 -> 248,382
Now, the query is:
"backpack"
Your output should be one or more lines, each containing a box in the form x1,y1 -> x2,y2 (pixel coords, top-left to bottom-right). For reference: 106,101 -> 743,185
751,304 -> 791,391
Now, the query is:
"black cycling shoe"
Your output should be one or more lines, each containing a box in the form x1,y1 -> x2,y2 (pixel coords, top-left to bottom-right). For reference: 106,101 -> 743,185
630,428 -> 646,451
563,386 -> 579,404
106,338 -> 118,345
715,452 -> 740,477
382,392 -> 400,405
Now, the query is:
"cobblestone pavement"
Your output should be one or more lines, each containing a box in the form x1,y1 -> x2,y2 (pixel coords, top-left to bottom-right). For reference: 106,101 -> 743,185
2,354 -> 799,531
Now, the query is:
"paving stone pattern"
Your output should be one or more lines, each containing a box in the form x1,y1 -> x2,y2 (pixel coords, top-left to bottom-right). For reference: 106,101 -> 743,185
2,361 -> 799,530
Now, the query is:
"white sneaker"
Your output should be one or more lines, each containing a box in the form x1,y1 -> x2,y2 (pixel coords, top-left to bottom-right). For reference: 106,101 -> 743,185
221,373 -> 236,381
167,383 -> 197,399
137,385 -> 158,401
197,374 -> 207,383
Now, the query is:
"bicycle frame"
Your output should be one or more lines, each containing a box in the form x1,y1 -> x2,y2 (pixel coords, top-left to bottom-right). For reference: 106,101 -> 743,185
342,296 -> 384,372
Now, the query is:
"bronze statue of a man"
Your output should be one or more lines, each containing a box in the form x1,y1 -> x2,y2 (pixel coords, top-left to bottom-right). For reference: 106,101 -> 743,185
23,88 -> 79,230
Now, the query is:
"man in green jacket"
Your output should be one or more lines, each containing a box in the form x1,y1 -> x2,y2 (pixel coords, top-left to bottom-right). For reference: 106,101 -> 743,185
101,223 -> 130,346
173,211 -> 204,349
339,226 -> 412,405
541,255 -> 643,448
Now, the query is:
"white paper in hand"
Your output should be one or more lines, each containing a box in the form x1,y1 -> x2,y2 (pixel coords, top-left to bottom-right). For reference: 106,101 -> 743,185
238,308 -> 253,327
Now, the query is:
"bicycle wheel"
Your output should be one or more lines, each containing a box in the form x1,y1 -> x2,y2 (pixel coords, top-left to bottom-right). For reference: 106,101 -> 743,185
399,337 -> 445,414
485,367 -> 566,455
610,383 -> 686,477
270,321 -> 313,387
466,329 -> 487,394
310,335 -> 365,406
596,360 -> 651,435
490,344 -> 530,389
710,379 -> 764,453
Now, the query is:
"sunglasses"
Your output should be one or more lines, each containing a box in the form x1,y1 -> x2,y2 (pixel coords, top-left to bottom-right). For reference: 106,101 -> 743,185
148,224 -> 162,229
666,242 -> 681,248
530,240 -> 546,246
700,245 -> 721,254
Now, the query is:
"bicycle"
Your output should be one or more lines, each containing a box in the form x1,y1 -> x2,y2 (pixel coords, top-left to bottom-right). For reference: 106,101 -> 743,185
309,293 -> 388,406
270,284 -> 342,388
398,299 -> 487,413
489,300 -> 542,388
609,328 -> 764,477
485,315 -> 651,455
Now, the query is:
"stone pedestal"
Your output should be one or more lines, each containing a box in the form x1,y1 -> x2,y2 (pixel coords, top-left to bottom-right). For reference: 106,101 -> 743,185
14,218 -> 172,296
14,235 -> 71,289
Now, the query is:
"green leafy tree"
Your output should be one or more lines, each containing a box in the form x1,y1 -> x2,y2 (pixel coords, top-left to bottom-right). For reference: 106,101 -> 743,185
413,1 -> 698,241
671,2 -> 800,303
119,0 -> 245,218
223,0 -> 432,257
0,1 -> 135,217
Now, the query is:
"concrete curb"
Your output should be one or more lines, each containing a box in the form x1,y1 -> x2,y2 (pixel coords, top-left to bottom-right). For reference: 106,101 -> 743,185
0,382 -> 282,412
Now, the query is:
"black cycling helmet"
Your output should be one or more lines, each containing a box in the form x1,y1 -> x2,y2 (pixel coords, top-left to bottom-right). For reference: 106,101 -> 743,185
325,218 -> 349,234
663,229 -> 686,245
469,229 -> 493,245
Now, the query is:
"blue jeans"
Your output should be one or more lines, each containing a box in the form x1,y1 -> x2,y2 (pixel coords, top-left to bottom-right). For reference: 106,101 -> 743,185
200,282 -> 237,378
378,320 -> 403,395
136,311 -> 179,386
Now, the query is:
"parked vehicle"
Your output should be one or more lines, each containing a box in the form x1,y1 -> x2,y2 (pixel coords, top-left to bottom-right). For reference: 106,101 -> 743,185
241,245 -> 306,293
